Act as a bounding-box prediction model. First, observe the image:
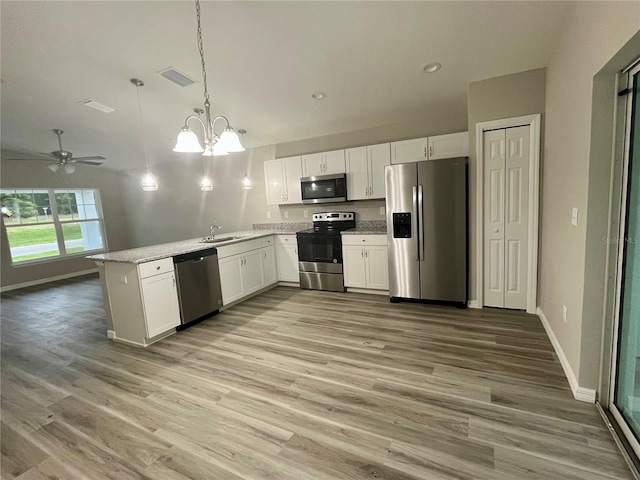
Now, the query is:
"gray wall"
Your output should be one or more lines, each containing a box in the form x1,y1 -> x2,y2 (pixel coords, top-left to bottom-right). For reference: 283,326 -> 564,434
539,2 -> 639,389
467,68 -> 547,305
0,156 -> 131,289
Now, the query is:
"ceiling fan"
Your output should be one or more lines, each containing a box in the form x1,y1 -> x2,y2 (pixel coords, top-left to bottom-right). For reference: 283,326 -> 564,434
8,129 -> 106,174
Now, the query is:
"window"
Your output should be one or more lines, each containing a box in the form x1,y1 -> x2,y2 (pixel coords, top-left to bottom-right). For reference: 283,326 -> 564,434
1,188 -> 107,264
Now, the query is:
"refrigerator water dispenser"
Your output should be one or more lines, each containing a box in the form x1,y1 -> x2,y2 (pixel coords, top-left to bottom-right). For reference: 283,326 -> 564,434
392,212 -> 412,238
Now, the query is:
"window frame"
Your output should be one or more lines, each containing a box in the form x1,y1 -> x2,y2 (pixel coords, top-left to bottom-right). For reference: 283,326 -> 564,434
1,188 -> 108,266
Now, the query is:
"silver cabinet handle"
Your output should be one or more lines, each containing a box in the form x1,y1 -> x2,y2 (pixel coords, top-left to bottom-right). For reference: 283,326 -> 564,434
366,250 -> 368,258
361,249 -> 364,257
424,147 -> 427,158
172,276 -> 175,287
429,146 -> 433,157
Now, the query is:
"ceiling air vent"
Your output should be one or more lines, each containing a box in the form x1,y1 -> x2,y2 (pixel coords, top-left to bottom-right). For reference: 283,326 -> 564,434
159,67 -> 196,87
79,98 -> 116,113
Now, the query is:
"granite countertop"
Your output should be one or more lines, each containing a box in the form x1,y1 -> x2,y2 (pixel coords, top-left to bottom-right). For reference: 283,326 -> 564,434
342,221 -> 387,235
87,229 -> 302,264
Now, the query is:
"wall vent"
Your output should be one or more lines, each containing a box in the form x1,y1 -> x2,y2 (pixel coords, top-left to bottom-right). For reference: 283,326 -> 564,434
159,67 -> 196,87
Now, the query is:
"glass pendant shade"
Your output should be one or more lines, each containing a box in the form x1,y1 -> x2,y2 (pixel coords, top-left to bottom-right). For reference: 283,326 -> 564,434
219,127 -> 245,152
48,163 -> 59,173
241,174 -> 253,190
200,175 -> 213,191
173,127 -> 204,153
141,171 -> 158,191
212,141 -> 229,156
64,164 -> 76,174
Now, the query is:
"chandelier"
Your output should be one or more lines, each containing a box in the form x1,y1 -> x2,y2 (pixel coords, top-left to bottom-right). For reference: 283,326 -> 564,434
173,0 -> 244,157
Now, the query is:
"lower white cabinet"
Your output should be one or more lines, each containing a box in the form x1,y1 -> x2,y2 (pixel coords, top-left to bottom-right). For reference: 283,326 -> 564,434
103,257 -> 181,346
276,235 -> 299,282
218,237 -> 278,306
140,271 -> 181,338
342,235 -> 389,291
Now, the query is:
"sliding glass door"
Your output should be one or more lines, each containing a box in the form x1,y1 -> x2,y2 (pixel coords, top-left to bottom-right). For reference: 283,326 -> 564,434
611,61 -> 640,458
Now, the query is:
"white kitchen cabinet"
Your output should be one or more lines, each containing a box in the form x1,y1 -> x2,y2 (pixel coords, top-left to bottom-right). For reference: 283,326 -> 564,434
428,132 -> 468,160
302,150 -> 345,176
261,245 -> 278,285
391,132 -> 469,164
103,257 -> 181,346
391,137 -> 429,164
242,249 -> 264,295
342,235 -> 389,291
218,254 -> 245,305
276,235 -> 299,283
346,143 -> 390,200
141,271 -> 181,338
264,156 -> 302,205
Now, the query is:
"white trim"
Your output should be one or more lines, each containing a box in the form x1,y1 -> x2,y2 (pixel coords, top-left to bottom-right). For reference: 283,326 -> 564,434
345,287 -> 388,296
467,300 -> 481,309
0,268 -> 99,292
537,307 -> 596,403
475,114 -> 541,314
106,329 -> 116,340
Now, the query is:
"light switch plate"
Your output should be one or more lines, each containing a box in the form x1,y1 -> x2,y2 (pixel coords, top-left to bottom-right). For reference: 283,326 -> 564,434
571,208 -> 578,226
380,206 -> 385,215
266,211 -> 271,219
284,211 -> 289,219
303,210 -> 308,218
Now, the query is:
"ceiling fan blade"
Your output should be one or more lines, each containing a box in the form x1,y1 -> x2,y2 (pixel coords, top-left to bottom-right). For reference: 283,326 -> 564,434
6,157 -> 55,161
74,160 -> 103,166
72,156 -> 106,161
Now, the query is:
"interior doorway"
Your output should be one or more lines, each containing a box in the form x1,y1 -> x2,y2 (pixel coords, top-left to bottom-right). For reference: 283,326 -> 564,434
475,115 -> 541,314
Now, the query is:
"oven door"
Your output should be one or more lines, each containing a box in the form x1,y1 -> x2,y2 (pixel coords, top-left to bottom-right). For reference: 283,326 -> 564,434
296,232 -> 343,269
300,174 -> 347,204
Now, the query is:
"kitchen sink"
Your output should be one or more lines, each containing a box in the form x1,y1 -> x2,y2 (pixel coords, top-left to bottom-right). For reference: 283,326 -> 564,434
200,235 -> 243,244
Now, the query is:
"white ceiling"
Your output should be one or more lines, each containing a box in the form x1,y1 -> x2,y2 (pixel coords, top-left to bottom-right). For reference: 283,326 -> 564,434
1,1 -> 572,172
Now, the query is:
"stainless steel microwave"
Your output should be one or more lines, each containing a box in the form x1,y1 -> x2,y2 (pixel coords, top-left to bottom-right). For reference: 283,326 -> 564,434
300,173 -> 347,204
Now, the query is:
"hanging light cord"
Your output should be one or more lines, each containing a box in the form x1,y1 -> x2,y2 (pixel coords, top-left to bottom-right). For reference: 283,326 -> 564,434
134,83 -> 151,172
196,0 -> 209,106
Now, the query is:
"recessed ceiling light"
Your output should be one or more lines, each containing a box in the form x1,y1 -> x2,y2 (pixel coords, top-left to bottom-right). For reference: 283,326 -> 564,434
422,62 -> 442,74
312,91 -> 326,100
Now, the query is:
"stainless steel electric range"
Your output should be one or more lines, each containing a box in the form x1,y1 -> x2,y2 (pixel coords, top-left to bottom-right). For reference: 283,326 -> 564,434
296,212 -> 355,292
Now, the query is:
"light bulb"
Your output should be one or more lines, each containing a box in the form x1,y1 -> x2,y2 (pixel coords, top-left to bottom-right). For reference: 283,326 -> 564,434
241,174 -> 253,190
141,171 -> 158,191
64,163 -> 76,174
200,175 -> 213,191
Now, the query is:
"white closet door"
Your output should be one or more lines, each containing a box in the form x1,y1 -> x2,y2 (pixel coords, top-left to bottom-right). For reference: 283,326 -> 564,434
504,126 -> 530,309
483,129 -> 506,308
483,126 -> 530,310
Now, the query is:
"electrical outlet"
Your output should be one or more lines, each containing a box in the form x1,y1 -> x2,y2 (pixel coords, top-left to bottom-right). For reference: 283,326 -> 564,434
284,211 -> 289,219
571,208 -> 578,226
380,206 -> 385,215
563,305 -> 567,323
266,211 -> 271,219
303,210 -> 308,218
119,275 -> 128,285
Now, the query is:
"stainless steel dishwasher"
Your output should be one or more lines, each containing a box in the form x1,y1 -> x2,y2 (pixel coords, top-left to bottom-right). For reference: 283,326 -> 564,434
173,248 -> 223,330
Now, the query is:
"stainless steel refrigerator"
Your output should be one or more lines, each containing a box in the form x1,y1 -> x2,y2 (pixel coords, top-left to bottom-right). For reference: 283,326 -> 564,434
385,158 -> 467,305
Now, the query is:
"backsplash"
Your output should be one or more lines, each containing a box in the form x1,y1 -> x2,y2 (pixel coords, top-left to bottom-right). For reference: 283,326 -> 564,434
252,222 -> 312,231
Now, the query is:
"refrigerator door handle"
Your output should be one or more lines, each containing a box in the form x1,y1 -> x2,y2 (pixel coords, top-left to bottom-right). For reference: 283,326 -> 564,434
418,184 -> 424,262
413,185 -> 420,262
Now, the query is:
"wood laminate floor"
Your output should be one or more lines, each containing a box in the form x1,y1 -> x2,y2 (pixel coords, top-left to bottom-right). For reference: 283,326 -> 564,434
1,274 -> 633,479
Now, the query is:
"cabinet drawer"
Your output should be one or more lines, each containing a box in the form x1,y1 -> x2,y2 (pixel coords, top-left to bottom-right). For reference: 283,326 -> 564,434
342,234 -> 387,246
138,258 -> 174,278
217,238 -> 264,259
276,235 -> 297,245
261,236 -> 275,248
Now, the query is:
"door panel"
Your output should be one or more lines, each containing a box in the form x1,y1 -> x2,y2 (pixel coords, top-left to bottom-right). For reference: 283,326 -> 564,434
368,143 -> 391,199
264,159 -> 284,205
283,156 -> 302,204
484,129 -> 506,307
343,245 -> 366,288
366,245 -> 389,290
345,147 -> 369,201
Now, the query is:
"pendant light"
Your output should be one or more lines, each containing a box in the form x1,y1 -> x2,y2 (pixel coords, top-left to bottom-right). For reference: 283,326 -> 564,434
199,157 -> 213,191
131,78 -> 157,191
241,173 -> 253,190
173,0 -> 244,157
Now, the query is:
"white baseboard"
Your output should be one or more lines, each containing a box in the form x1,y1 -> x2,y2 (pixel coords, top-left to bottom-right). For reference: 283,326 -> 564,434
346,287 -> 388,296
537,307 -> 596,403
106,330 -> 116,340
467,300 -> 481,309
0,268 -> 99,293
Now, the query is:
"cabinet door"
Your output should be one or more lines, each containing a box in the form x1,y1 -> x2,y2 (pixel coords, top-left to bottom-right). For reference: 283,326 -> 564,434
390,137 -> 429,164
241,250 -> 264,295
345,147 -> 369,201
264,159 -> 285,205
301,153 -> 324,177
323,150 -> 346,174
367,143 -> 391,199
276,244 -> 299,282
261,246 -> 277,286
365,246 -> 389,290
428,132 -> 469,160
219,254 -> 244,305
141,272 -> 181,338
343,245 -> 366,288
283,156 -> 303,204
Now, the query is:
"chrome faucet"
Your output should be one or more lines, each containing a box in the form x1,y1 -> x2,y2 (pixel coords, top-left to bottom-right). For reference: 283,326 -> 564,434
209,221 -> 222,238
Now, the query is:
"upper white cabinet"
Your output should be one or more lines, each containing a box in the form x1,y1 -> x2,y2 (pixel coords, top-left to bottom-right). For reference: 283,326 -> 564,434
346,143 -> 390,201
428,132 -> 469,160
302,150 -> 345,176
391,137 -> 429,164
391,132 -> 468,164
264,156 -> 302,205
